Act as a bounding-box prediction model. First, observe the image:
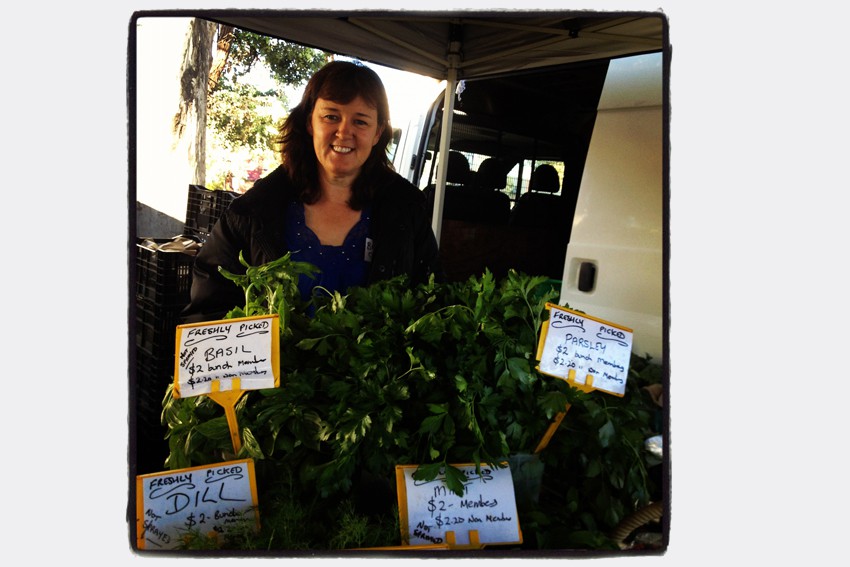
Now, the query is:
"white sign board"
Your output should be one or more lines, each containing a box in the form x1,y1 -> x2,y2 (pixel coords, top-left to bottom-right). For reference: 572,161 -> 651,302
536,304 -> 633,396
396,463 -> 522,547
136,459 -> 259,550
174,315 -> 279,397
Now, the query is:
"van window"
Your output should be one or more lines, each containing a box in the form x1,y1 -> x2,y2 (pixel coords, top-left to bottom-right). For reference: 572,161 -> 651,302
421,151 -> 568,207
409,59 -> 610,281
509,160 -> 565,202
387,127 -> 402,163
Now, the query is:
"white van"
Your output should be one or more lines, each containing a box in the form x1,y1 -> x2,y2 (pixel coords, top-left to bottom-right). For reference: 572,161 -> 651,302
391,51 -> 666,362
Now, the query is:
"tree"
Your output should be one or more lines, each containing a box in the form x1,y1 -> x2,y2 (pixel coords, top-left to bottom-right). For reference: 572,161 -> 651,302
208,24 -> 235,92
172,18 -> 216,185
172,19 -> 328,189
207,26 -> 328,152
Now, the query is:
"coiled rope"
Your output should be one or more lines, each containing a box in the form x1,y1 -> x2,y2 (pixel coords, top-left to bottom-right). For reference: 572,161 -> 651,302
610,501 -> 663,549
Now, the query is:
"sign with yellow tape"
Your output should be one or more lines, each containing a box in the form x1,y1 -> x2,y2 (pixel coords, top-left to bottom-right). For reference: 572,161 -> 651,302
136,459 -> 259,550
173,315 -> 280,398
395,463 -> 522,548
536,303 -> 633,396
173,315 -> 280,452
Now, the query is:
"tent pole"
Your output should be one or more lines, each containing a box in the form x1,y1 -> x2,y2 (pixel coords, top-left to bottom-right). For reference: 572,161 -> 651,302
431,65 -> 459,245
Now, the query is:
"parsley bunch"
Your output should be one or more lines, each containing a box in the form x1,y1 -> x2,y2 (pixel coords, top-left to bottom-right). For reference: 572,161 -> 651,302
160,253 -> 662,550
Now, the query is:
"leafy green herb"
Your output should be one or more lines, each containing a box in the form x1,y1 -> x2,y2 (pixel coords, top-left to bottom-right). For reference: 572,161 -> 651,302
159,253 -> 664,550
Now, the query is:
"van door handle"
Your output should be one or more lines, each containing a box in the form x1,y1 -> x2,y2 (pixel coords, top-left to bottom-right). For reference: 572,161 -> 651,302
578,262 -> 596,292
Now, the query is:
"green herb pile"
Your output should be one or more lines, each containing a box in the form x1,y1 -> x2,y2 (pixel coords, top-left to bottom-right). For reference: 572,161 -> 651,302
160,253 -> 663,551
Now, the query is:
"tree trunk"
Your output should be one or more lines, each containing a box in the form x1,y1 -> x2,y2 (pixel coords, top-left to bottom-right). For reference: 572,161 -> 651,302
172,18 -> 215,186
208,24 -> 234,92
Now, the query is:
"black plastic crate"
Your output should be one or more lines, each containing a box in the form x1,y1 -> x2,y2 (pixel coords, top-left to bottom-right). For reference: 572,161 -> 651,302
136,362 -> 172,415
133,237 -> 197,477
134,320 -> 178,475
135,237 -> 197,307
135,341 -> 176,381
133,227 -> 203,476
184,184 -> 239,241
133,364 -> 171,474
136,296 -> 184,362
135,297 -> 182,448
134,425 -> 170,475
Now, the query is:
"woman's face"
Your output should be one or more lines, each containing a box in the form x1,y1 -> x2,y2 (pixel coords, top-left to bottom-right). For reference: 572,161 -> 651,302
308,96 -> 384,184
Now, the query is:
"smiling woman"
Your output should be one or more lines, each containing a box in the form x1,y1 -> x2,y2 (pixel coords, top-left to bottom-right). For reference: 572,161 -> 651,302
307,96 -> 386,191
306,96 -> 384,246
181,60 -> 445,323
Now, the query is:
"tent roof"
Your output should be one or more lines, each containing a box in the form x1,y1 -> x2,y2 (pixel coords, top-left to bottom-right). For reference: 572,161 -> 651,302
207,10 -> 667,80
197,9 -> 667,242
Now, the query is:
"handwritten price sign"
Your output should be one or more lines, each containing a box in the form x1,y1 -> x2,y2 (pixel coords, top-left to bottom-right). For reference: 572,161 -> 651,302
536,303 -> 633,396
395,463 -> 522,547
136,459 -> 259,550
173,315 -> 279,397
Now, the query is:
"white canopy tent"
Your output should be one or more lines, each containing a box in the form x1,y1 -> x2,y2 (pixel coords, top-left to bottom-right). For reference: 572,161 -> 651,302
205,10 -> 667,240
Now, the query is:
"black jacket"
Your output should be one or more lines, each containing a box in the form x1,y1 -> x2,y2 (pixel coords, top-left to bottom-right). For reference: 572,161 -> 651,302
182,166 -> 443,323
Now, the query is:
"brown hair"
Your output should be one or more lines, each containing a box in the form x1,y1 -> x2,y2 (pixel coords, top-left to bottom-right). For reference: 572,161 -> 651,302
275,60 -> 394,209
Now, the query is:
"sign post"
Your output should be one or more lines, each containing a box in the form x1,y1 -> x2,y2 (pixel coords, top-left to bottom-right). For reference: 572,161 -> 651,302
533,304 -> 635,452
173,315 -> 280,453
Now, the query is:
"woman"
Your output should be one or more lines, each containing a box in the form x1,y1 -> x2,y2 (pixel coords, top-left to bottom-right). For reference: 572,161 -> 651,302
182,60 -> 443,323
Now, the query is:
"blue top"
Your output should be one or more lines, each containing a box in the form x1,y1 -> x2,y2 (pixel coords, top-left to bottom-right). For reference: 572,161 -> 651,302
284,201 -> 372,302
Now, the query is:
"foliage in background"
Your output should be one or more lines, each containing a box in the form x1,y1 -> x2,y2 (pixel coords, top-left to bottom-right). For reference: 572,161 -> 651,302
205,28 -> 328,190
161,254 -> 664,551
220,28 -> 329,89
208,81 -> 279,153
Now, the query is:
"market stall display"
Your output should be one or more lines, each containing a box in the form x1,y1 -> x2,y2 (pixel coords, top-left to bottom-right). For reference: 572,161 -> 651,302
132,250 -> 664,552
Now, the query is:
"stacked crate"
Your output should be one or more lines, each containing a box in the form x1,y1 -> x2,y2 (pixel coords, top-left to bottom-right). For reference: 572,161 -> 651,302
134,185 -> 239,474
183,184 -> 240,243
134,236 -> 198,474
135,236 -> 197,380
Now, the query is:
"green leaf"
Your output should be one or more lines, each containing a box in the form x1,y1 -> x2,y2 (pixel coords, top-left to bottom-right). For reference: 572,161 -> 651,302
505,422 -> 523,444
585,458 -> 602,478
194,416 -> 231,441
609,469 -> 624,489
539,391 -> 569,419
412,462 -> 444,482
327,380 -> 352,400
454,374 -> 468,393
239,427 -> 265,460
419,414 -> 445,435
507,357 -> 534,385
495,368 -> 515,390
584,400 -> 602,419
443,464 -> 468,497
598,420 -> 616,448
442,414 -> 456,438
